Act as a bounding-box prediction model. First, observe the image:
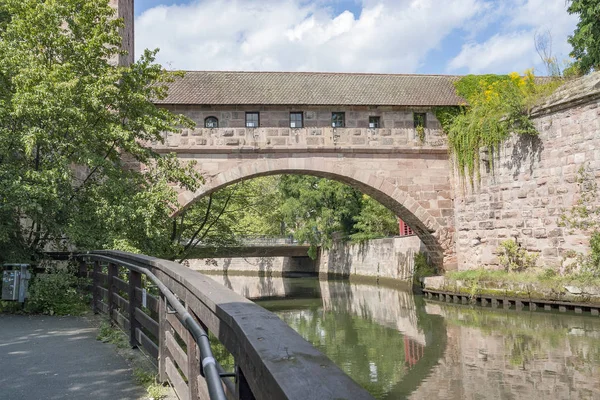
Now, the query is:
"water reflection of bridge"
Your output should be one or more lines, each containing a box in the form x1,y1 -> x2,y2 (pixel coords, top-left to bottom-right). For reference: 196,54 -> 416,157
206,274 -> 430,345
404,336 -> 425,369
204,273 -> 600,399
206,273 -> 447,398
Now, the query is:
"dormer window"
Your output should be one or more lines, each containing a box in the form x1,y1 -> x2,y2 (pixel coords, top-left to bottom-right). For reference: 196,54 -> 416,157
205,116 -> 218,128
246,112 -> 259,128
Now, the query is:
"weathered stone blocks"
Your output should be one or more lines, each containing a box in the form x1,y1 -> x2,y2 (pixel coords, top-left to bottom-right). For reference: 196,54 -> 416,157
455,73 -> 600,270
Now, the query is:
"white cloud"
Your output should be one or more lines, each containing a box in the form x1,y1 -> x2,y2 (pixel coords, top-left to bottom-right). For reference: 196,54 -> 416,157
448,0 -> 578,74
448,32 -> 536,73
135,0 -> 485,73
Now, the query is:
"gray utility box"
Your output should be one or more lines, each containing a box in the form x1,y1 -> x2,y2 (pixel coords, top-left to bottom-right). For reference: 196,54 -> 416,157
2,264 -> 31,302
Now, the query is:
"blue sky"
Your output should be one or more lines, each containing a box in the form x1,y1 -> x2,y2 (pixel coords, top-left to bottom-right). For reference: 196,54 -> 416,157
134,0 -> 578,75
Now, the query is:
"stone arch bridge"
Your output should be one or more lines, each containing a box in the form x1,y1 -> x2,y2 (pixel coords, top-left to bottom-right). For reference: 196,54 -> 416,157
108,1 -> 461,269
151,124 -> 456,269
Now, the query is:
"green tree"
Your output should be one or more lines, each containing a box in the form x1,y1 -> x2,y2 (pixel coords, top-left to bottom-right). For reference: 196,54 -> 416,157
276,176 -> 399,256
173,177 -> 285,261
0,0 -> 200,262
278,176 -> 362,255
567,0 -> 600,74
350,194 -> 399,242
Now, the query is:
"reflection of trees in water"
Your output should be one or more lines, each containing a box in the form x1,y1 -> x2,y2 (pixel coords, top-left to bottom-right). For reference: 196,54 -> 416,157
278,308 -> 408,399
222,259 -> 233,290
505,333 -> 542,367
257,257 -> 275,297
257,278 -> 448,399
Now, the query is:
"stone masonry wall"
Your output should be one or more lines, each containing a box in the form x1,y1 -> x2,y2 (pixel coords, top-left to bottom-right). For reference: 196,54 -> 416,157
109,0 -> 134,67
151,103 -> 455,268
454,73 -> 600,269
156,105 -> 446,149
318,236 -> 425,281
162,105 -> 442,130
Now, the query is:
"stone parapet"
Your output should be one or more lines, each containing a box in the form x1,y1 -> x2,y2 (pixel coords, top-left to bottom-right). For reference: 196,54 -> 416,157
150,126 -> 447,150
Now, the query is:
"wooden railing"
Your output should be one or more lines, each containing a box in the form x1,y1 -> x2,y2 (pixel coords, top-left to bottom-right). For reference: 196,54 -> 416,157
76,250 -> 373,400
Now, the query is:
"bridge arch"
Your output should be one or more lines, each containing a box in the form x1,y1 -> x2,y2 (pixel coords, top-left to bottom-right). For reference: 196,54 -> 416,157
174,156 -> 455,268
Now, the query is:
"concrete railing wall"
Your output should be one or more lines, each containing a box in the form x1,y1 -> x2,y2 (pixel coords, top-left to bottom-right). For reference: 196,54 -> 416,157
188,236 -> 425,282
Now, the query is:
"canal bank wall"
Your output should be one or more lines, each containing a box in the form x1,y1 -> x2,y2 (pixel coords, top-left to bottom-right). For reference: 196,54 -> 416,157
423,275 -> 600,314
188,236 -> 424,283
318,236 -> 424,281
453,72 -> 600,270
187,256 -> 317,276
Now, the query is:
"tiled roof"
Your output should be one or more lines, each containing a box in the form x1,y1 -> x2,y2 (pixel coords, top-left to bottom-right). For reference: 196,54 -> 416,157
155,71 -> 465,106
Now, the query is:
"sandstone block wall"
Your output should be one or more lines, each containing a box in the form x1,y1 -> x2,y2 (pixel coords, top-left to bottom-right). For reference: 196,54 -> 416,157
156,125 -> 446,149
160,149 -> 454,268
454,73 -> 600,269
162,105 -> 442,130
318,236 -> 425,281
155,105 -> 446,149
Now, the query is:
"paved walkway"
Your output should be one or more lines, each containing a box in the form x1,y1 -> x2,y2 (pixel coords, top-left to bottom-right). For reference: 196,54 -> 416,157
0,315 -> 147,400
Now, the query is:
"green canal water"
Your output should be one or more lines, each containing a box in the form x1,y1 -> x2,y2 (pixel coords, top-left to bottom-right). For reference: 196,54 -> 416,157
210,274 -> 600,399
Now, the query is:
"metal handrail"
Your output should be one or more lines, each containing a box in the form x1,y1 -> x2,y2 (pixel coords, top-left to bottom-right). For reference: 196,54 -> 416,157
82,253 -> 227,400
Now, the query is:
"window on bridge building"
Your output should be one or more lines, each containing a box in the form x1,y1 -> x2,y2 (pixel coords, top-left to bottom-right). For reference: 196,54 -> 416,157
246,112 -> 260,128
332,112 -> 345,128
290,112 -> 303,128
205,116 -> 218,128
413,113 -> 427,128
369,116 -> 381,128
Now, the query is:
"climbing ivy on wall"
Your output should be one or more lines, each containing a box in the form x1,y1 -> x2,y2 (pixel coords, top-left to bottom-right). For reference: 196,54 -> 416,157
441,71 -> 562,185
433,106 -> 462,134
